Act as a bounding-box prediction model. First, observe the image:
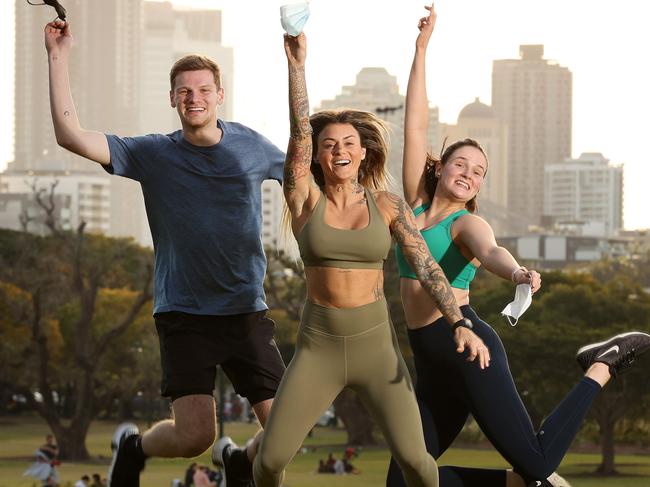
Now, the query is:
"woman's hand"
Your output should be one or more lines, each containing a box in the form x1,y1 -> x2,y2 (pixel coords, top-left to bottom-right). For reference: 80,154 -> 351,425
284,32 -> 306,67
454,327 -> 490,369
513,268 -> 542,294
416,2 -> 437,50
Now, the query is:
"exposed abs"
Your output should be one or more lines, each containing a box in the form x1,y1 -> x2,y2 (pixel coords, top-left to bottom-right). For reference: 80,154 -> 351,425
306,267 -> 384,309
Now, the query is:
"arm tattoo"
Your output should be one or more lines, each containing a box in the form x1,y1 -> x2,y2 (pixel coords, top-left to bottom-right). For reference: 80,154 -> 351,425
284,143 -> 311,194
386,192 -> 462,323
285,64 -> 313,196
288,65 -> 312,139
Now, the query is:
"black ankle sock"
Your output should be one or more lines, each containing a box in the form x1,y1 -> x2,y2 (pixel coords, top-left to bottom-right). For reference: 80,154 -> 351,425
229,446 -> 252,475
125,435 -> 147,465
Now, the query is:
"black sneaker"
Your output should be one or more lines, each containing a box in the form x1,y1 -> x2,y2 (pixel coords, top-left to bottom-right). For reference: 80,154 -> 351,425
576,331 -> 650,376
108,423 -> 145,487
212,436 -> 253,487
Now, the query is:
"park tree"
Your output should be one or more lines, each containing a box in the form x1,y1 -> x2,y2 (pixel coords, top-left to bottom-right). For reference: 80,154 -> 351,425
473,266 -> 650,475
0,220 -> 153,460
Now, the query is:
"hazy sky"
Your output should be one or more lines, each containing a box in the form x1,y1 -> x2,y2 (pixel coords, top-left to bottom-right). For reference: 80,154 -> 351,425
1,0 -> 649,229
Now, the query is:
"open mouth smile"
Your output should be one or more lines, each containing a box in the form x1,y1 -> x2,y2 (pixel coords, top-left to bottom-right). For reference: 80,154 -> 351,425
333,159 -> 351,167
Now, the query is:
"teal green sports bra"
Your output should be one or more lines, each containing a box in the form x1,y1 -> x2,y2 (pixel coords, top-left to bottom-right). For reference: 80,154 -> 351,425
395,205 -> 477,289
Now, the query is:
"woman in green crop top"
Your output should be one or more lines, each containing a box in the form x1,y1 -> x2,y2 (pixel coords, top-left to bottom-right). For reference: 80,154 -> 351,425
251,28 -> 491,487
387,4 -> 646,487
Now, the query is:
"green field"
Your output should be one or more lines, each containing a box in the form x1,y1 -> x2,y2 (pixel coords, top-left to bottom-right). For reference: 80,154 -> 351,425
2,417 -> 649,487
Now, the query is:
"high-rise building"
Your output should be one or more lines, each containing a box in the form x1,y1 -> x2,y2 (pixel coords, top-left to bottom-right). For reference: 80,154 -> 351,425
140,1 -> 233,134
439,98 -> 509,208
317,67 -> 439,193
261,181 -> 284,248
544,152 -> 623,237
9,0 -> 236,247
492,45 -> 572,227
11,0 -> 145,243
13,0 -> 142,173
438,98 -> 524,236
0,167 -> 110,235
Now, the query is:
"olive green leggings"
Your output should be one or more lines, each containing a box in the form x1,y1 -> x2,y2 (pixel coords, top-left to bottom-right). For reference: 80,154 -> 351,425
253,298 -> 438,487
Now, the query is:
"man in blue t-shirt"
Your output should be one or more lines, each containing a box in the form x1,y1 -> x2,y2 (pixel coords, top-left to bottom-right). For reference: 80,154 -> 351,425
45,19 -> 286,487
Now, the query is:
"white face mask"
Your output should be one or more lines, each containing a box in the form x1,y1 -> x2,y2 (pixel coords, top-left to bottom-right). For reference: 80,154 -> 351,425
501,283 -> 533,326
280,2 -> 310,37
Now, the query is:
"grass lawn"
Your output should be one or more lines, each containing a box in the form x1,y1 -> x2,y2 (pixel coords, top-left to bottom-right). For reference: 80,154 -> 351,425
1,416 -> 649,486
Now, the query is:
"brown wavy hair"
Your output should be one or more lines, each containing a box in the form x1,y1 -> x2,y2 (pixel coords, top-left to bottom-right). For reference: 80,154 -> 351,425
309,109 -> 391,191
424,138 -> 488,213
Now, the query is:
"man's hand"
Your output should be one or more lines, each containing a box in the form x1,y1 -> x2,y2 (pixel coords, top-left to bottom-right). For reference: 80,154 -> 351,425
454,327 -> 490,369
44,20 -> 72,58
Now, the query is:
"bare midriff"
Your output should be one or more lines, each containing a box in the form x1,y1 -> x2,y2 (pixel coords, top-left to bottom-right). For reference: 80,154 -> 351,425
400,277 -> 470,329
305,267 -> 385,309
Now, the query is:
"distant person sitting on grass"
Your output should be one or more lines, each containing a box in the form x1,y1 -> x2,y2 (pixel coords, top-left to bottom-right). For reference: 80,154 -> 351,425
343,446 -> 360,474
184,462 -> 198,486
90,473 -> 106,487
193,465 -> 218,487
74,474 -> 90,487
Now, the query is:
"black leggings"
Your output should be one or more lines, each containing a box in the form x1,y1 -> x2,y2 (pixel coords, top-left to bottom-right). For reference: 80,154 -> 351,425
386,306 -> 601,487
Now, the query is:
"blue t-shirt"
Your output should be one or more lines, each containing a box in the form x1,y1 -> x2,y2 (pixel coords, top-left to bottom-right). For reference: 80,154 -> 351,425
104,119 -> 285,316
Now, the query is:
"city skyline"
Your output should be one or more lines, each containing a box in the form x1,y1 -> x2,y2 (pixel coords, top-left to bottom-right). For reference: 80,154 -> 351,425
1,0 -> 649,229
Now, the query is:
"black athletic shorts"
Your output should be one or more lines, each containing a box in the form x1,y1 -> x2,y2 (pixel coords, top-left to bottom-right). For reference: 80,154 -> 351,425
154,310 -> 286,405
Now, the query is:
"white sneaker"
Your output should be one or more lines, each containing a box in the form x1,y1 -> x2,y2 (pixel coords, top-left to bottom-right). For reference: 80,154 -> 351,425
547,471 -> 572,487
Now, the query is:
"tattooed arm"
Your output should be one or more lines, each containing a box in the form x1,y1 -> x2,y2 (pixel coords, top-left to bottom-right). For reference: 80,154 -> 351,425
283,33 -> 317,217
45,20 -> 110,165
386,192 -> 462,323
380,191 -> 491,367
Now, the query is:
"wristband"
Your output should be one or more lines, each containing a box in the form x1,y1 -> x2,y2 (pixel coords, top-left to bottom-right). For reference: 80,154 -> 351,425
511,266 -> 527,282
452,317 -> 473,332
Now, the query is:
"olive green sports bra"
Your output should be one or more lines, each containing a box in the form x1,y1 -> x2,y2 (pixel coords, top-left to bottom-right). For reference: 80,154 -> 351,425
297,190 -> 391,269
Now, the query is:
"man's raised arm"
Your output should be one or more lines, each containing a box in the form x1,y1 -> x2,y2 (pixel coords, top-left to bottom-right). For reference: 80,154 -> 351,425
46,20 -> 110,166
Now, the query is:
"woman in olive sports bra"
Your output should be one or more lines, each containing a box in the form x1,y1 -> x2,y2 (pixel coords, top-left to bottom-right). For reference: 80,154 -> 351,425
388,4 -> 650,487
251,30 -> 491,487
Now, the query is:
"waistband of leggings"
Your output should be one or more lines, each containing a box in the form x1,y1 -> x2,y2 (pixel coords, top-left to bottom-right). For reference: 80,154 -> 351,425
408,305 -> 478,337
301,298 -> 389,336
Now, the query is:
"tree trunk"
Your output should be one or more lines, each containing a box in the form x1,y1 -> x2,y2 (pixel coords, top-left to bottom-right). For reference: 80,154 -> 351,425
333,389 -> 377,446
596,417 -> 617,475
56,421 -> 92,460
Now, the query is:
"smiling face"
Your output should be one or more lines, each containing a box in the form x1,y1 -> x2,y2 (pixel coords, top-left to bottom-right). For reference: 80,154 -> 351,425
436,145 -> 487,202
169,69 -> 224,131
315,123 -> 367,184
